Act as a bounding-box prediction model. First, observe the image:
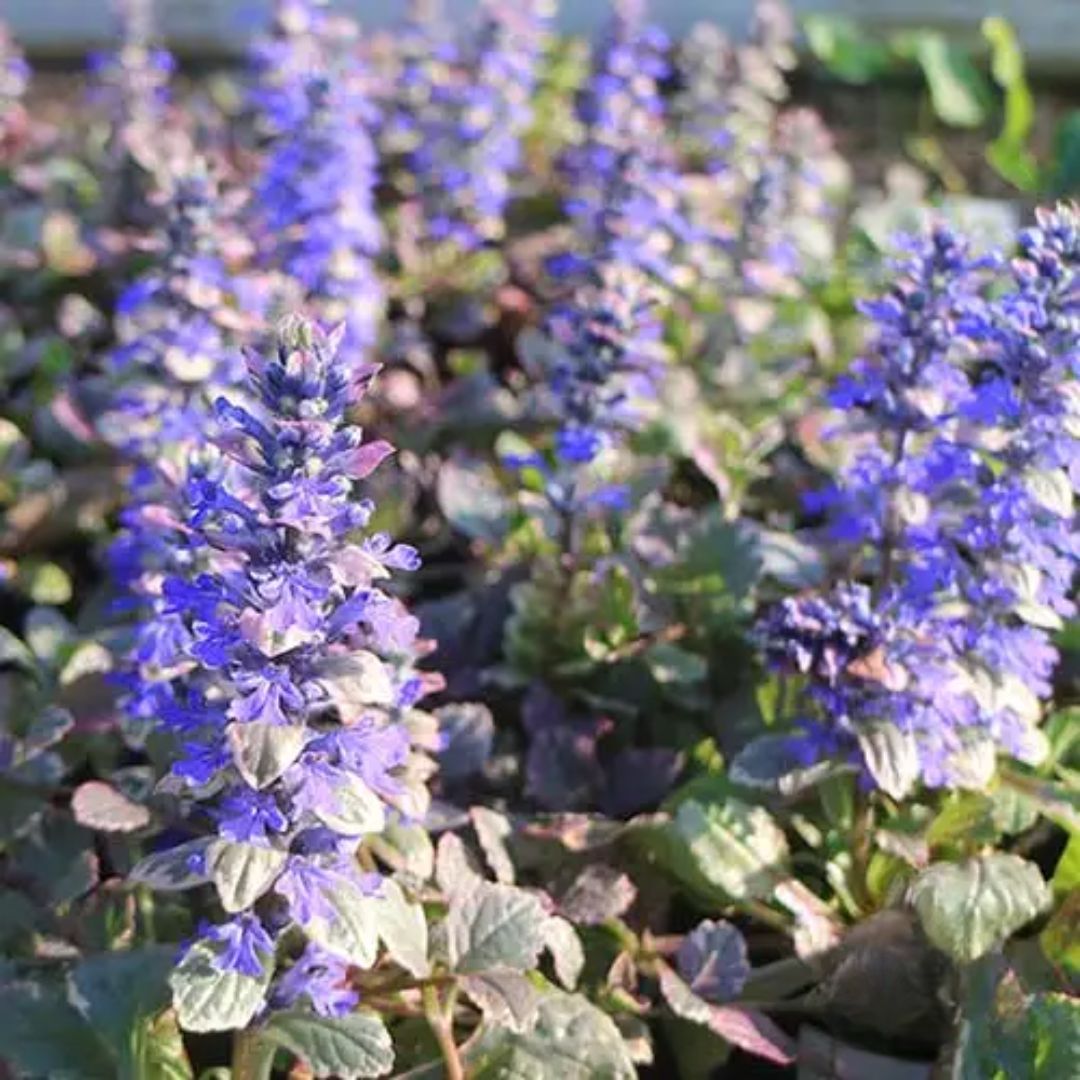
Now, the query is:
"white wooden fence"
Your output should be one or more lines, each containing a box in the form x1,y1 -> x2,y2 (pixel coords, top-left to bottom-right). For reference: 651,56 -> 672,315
5,1 -> 1079,71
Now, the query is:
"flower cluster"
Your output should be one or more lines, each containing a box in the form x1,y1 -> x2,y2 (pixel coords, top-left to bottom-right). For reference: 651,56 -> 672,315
248,0 -> 328,133
396,0 -> 553,251
761,210 -> 1080,790
674,0 -> 821,296
558,0 -> 698,287
100,164 -> 246,744
251,1 -> 383,353
674,0 -> 796,180
511,263 -> 664,520
1,20 -> 29,160
143,317 -> 438,1020
99,164 -> 240,462
87,0 -> 174,150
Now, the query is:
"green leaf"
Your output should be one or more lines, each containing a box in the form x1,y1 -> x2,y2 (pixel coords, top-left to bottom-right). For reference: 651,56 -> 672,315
315,651 -> 395,718
374,878 -> 429,978
730,733 -> 846,795
0,983 -> 115,1078
907,31 -> 989,128
68,947 -> 173,1052
446,882 -> 548,974
1040,892 -> 1080,974
21,561 -> 72,604
857,722 -> 920,800
68,948 -> 190,1079
131,1009 -> 194,1080
259,1011 -> 394,1079
644,643 -> 707,686
0,779 -> 49,842
954,955 -> 1080,1078
23,704 -> 74,756
665,796 -> 788,903
227,722 -> 307,789
1027,992 -> 1080,1076
982,16 -> 1039,191
129,838 -> 214,891
1050,112 -> 1080,196
11,814 -> 98,903
0,625 -> 37,672
991,784 -> 1040,836
461,970 -> 541,1032
169,940 -> 271,1033
312,774 -> 386,836
909,853 -> 1052,963
999,770 -> 1080,832
542,916 -> 584,990
1052,831 -> 1080,893
24,606 -> 75,663
435,832 -> 484,899
436,455 -> 511,543
208,840 -> 287,914
471,806 -> 515,885
372,820 -> 435,880
803,15 -> 893,84
927,793 -> 997,849
303,878 -> 380,968
467,991 -> 635,1080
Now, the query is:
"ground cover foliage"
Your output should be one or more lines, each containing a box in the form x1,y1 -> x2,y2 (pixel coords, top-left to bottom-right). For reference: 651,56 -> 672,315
0,1 -> 1077,1076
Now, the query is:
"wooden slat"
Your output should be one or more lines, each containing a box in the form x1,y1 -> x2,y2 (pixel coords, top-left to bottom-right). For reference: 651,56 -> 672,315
6,0 -> 1079,72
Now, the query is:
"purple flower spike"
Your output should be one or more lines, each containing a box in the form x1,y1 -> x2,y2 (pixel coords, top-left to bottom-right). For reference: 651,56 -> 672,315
757,209 -> 1080,792
128,315 -> 440,1018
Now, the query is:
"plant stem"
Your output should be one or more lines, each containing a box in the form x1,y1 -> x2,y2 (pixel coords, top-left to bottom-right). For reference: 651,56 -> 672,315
742,897 -> 794,935
849,793 -> 875,912
423,983 -> 465,1080
231,1029 -> 276,1080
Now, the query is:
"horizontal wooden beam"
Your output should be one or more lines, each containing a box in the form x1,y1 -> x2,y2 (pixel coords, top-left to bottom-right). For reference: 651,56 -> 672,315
7,1 -> 1078,74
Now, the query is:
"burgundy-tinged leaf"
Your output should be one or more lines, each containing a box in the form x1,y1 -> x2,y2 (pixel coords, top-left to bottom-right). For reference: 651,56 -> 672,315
603,747 -> 683,816
559,863 -> 637,925
707,1006 -> 796,1066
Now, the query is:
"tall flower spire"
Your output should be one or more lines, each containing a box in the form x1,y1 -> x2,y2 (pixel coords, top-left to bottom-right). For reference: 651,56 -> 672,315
759,210 -> 1080,792
388,0 -> 552,253
251,0 -> 383,355
126,317 -> 439,1028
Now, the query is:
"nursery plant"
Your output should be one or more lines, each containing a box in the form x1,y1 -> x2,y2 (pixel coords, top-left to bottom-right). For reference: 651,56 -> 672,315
0,1 -> 1076,1078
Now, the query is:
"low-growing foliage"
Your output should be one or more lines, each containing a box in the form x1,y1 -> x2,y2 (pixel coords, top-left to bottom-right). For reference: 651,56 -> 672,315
0,0 -> 1076,1077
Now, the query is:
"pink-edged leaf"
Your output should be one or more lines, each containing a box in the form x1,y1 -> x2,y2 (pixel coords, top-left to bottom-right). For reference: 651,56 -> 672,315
51,392 -> 98,445
340,440 -> 394,480
708,1006 -> 796,1066
72,781 -> 151,833
657,962 -> 795,1066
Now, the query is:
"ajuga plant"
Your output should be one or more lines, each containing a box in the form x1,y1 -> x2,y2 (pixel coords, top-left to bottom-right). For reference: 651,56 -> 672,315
666,0 -> 845,513
128,316 -> 431,1025
395,0 -> 553,254
87,0 -> 176,226
0,21 -> 29,163
250,0 -> 383,353
755,212 -> 1079,792
5,2 -> 1080,1077
378,0 -> 553,370
120,318 -> 624,1080
501,193 -> 706,811
100,162 -> 247,745
557,0 -> 702,289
